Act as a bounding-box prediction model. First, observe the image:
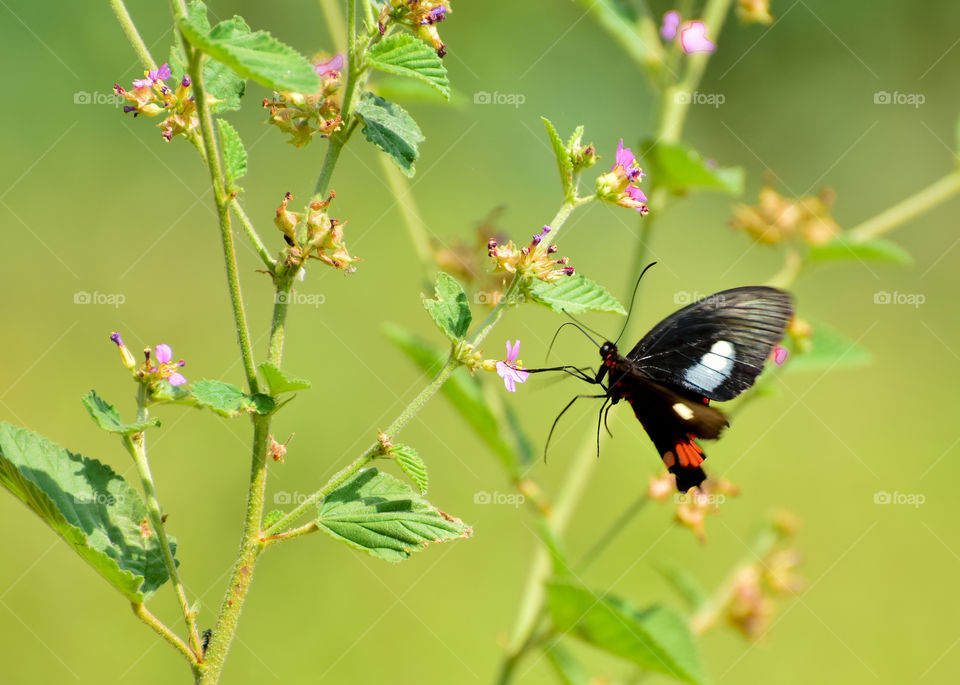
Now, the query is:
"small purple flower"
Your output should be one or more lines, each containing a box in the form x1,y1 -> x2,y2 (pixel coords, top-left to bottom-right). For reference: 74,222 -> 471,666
496,340 -> 529,393
531,225 -> 551,245
625,186 -> 648,204
314,53 -> 345,77
679,21 -> 716,54
421,6 -> 447,25
132,63 -> 171,88
613,139 -> 644,182
661,10 -> 681,40
772,345 -> 789,365
153,343 -> 187,386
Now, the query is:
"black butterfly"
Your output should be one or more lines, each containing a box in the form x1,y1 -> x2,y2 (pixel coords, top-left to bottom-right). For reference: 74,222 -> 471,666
527,284 -> 794,491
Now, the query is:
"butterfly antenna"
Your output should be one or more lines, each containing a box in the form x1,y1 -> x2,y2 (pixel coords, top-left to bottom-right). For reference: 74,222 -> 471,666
545,321 -> 601,363
614,261 -> 657,345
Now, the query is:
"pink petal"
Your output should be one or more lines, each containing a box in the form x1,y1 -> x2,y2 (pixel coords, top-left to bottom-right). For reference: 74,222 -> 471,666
155,344 -> 173,364
661,10 -> 681,40
168,372 -> 187,386
772,345 -> 789,365
508,340 -> 521,363
679,21 -> 716,54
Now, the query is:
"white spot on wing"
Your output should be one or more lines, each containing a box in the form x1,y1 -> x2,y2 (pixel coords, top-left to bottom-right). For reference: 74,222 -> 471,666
672,402 -> 695,420
684,340 -> 735,391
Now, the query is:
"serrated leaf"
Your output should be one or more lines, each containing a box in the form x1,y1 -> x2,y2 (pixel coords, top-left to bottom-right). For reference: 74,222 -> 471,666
258,362 -> 311,395
368,34 -> 450,99
391,443 -> 428,494
316,468 -> 470,562
217,119 -> 247,185
543,117 -> 574,198
657,563 -> 710,612
375,76 -> 463,105
786,316 -> 871,373
190,379 -> 275,417
422,272 -> 471,340
547,580 -> 706,685
0,423 -> 176,602
169,3 -> 246,113
383,324 -> 518,474
808,236 -> 912,265
527,274 -> 627,315
82,390 -> 160,435
356,92 -> 424,176
179,11 -> 319,93
643,140 -> 744,196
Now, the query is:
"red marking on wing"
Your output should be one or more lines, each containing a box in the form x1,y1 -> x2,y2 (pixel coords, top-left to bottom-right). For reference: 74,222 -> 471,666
673,439 -> 704,468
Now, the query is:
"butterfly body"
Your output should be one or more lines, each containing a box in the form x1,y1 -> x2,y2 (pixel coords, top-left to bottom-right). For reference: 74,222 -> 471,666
532,285 -> 794,491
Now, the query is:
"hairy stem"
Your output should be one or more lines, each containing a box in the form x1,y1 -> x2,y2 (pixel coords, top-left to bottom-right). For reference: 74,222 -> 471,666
380,154 -> 435,282
230,200 -> 276,273
131,602 -> 198,671
109,0 -> 156,71
847,169 -> 960,242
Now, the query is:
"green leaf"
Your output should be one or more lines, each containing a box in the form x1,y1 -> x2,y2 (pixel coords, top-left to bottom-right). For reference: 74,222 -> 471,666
383,324 -> 518,474
0,423 -> 177,602
82,391 -> 160,435
643,140 -> 744,196
190,379 -> 275,417
786,316 -> 872,373
543,642 -> 590,685
258,362 -> 311,395
355,92 -> 424,176
179,11 -> 320,93
657,563 -> 710,612
422,272 -> 471,340
315,468 -> 471,562
808,235 -> 913,265
168,34 -> 246,114
375,76 -> 463,105
391,443 -> 428,494
264,509 -> 284,529
547,580 -> 706,685
543,117 -> 574,198
527,274 -> 627,315
367,34 -> 450,99
217,119 -> 247,185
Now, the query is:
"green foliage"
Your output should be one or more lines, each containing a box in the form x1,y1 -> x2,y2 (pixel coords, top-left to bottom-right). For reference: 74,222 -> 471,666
527,273 -> 627,315
422,272 -> 471,340
542,117 -> 575,199
367,34 -> 450,99
383,324 -> 519,474
190,379 -> 275,417
808,236 -> 913,265
544,642 -> 590,685
315,468 -> 470,562
391,443 -> 429,494
258,362 -> 311,395
217,119 -> 247,186
546,580 -> 706,685
657,562 -> 710,612
179,6 -> 320,93
82,390 -> 160,435
355,92 -> 425,176
643,140 -> 744,196
375,76 -> 464,105
787,316 -> 872,372
0,423 -> 177,602
264,510 -> 285,529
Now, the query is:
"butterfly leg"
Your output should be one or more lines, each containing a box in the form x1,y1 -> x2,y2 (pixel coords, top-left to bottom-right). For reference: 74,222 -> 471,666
544,393 -> 609,460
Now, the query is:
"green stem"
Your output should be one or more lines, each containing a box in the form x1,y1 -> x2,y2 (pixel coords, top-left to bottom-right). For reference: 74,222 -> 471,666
766,245 -> 803,289
847,169 -> 960,242
131,602 -> 198,670
181,31 -> 259,394
575,494 -> 651,573
572,0 -> 663,73
109,0 -> 156,71
379,154 -> 435,282
124,385 -> 202,663
319,0 -> 348,52
230,200 -> 276,273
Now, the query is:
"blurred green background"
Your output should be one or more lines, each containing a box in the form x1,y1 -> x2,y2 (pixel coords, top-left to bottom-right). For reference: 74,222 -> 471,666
1,0 -> 959,683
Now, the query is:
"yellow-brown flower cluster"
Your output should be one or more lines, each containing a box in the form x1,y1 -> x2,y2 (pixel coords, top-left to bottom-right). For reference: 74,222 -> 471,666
648,473 -> 741,542
274,192 -> 360,272
726,548 -> 803,639
730,186 -> 840,246
114,64 -> 210,142
488,225 -> 575,284
263,54 -> 344,148
737,0 -> 774,25
378,0 -> 452,57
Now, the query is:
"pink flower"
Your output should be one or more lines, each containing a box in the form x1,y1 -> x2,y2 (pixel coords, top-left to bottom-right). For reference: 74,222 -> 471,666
661,11 -> 681,40
679,21 -> 716,54
153,343 -> 187,386
132,63 -> 171,88
496,340 -> 529,393
772,345 -> 789,365
314,53 -> 345,77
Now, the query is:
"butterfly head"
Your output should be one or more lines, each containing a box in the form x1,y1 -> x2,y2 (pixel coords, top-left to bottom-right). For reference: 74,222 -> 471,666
599,341 -> 619,367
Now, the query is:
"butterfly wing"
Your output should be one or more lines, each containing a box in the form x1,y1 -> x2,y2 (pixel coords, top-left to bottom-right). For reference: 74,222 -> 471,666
626,286 -> 793,402
609,369 -> 729,492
